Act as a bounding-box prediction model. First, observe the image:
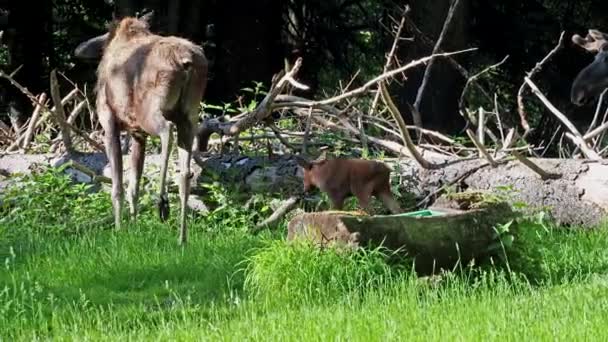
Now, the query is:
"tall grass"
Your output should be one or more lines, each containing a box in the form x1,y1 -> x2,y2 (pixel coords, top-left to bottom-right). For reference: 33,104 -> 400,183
2,169 -> 608,340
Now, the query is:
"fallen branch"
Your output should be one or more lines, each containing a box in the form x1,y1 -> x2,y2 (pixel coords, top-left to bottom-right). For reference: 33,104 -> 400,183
524,76 -> 600,160
230,58 -> 304,135
253,195 -> 301,232
511,150 -> 561,180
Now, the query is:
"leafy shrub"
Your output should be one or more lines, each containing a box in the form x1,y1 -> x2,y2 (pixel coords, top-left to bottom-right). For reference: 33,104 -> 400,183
0,167 -> 112,235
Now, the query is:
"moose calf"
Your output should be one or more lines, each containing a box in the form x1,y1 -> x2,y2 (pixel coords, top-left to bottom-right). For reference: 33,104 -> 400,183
296,156 -> 402,214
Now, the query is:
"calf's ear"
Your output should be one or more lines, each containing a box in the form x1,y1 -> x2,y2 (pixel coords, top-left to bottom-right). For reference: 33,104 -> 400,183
295,155 -> 313,170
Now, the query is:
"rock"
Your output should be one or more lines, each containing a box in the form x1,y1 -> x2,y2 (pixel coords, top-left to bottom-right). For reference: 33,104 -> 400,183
187,194 -> 209,214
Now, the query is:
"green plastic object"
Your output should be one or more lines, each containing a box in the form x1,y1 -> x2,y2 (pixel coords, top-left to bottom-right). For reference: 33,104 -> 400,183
397,209 -> 446,217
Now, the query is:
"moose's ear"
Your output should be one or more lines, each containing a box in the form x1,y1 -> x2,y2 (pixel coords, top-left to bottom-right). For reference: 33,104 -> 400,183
139,10 -> 154,27
295,155 -> 313,170
74,33 -> 109,60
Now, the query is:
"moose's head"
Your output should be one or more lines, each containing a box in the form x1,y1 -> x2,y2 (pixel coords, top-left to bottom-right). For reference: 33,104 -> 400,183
571,29 -> 608,106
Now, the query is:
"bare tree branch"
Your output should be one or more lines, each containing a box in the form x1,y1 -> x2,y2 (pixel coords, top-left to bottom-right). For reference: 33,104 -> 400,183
517,31 -> 565,135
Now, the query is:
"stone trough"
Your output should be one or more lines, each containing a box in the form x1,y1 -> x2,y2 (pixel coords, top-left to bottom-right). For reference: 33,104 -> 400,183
287,193 -> 519,273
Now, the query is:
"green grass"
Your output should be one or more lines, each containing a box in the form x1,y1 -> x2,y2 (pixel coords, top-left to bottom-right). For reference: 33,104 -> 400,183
2,169 -> 608,340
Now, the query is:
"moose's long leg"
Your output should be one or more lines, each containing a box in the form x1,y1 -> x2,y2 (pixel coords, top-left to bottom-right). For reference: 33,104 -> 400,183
176,121 -> 195,245
126,135 -> 147,221
158,125 -> 173,222
103,119 -> 124,230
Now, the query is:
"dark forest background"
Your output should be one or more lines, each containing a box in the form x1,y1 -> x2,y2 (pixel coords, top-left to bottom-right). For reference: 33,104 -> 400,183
1,0 -> 607,146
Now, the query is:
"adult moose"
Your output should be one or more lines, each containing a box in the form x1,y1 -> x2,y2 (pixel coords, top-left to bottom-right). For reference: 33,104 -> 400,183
74,12 -> 208,245
571,29 -> 608,106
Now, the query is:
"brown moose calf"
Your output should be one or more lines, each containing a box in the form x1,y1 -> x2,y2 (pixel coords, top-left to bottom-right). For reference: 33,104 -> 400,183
296,156 -> 403,215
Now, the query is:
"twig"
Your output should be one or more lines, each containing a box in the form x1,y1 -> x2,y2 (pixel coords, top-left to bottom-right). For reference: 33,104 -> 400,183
404,15 -> 493,106
413,0 -> 463,126
502,128 -> 516,150
583,114 -> 608,141
50,70 -> 74,153
511,150 -> 561,180
253,196 -> 301,232
50,88 -> 79,113
369,5 -> 409,115
380,82 -> 439,169
466,129 -> 498,167
67,100 -> 87,125
301,107 -> 314,155
541,126 -> 561,157
22,93 -> 47,150
477,107 -> 485,158
458,55 -> 509,114
573,89 -> 607,156
9,65 -> 23,78
65,121 -> 105,152
524,76 -> 600,160
593,104 -> 608,149
494,93 -> 505,146
63,160 -> 112,184
268,123 -> 297,152
517,31 -> 565,135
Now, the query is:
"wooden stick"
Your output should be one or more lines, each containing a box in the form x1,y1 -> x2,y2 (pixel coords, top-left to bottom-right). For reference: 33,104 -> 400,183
524,76 -> 600,160
380,82 -> 438,169
466,129 -> 498,167
511,150 -> 561,180
583,120 -> 608,141
67,100 -> 87,125
477,107 -> 485,158
50,70 -> 74,153
22,93 -> 47,150
50,88 -> 79,113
